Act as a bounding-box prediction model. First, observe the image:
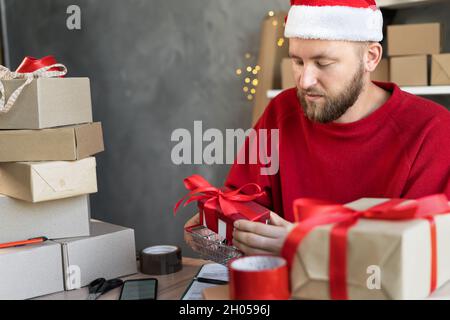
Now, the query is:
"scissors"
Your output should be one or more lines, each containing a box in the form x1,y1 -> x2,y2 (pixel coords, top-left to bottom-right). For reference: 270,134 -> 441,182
86,277 -> 124,300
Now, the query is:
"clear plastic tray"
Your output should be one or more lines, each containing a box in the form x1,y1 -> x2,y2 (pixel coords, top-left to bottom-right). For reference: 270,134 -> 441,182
185,225 -> 243,265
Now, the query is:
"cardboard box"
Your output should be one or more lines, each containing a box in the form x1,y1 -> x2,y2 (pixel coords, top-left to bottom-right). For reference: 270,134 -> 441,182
371,58 -> 389,82
431,53 -> 450,85
55,220 -> 137,290
0,195 -> 90,243
289,198 -> 450,300
0,122 -> 104,162
0,157 -> 97,202
0,241 -> 64,299
281,58 -> 295,89
0,78 -> 92,129
252,11 -> 289,125
387,23 -> 442,57
390,55 -> 429,86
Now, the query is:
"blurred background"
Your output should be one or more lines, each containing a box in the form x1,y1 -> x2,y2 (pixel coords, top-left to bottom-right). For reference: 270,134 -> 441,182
1,0 -> 449,258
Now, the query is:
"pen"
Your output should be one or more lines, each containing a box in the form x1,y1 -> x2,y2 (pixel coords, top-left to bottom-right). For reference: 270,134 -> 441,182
0,236 -> 48,249
196,277 -> 228,285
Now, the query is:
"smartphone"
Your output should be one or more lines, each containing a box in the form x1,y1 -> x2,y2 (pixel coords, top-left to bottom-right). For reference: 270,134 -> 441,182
119,278 -> 158,300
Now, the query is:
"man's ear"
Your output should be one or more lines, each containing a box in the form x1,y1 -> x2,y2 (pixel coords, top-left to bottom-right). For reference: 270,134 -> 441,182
365,42 -> 383,73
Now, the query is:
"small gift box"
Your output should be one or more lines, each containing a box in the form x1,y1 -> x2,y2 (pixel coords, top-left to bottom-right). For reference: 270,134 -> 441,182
282,195 -> 450,300
175,175 -> 270,243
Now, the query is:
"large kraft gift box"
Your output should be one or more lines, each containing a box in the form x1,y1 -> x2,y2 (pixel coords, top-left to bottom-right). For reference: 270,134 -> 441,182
0,122 -> 104,162
283,195 -> 450,300
0,78 -> 93,129
0,157 -> 97,202
54,220 -> 137,290
0,194 -> 90,243
0,241 -> 64,299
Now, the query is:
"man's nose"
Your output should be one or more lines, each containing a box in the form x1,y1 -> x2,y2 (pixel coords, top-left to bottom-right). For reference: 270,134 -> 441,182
299,65 -> 318,91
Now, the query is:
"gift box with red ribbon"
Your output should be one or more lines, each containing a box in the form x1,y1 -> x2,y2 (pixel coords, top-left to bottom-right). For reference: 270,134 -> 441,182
175,175 -> 270,243
0,56 -> 92,129
281,195 -> 450,300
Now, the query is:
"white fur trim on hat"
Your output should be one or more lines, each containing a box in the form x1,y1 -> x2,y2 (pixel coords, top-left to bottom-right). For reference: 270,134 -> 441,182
284,5 -> 383,42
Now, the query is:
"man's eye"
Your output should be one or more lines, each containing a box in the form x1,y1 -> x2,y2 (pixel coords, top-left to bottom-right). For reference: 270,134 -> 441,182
294,59 -> 304,66
316,61 -> 331,68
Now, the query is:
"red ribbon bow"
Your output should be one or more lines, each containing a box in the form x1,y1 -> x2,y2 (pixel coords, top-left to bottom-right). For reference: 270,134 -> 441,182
15,56 -> 64,75
174,174 -> 266,218
281,194 -> 450,300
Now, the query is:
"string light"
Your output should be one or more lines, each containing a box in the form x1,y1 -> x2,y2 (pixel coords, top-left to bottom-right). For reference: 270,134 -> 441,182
243,86 -> 249,92
246,66 -> 252,72
245,53 -> 251,59
268,11 -> 274,17
250,88 -> 256,94
247,94 -> 253,100
272,20 -> 278,27
245,77 -> 251,84
277,38 -> 285,47
252,79 -> 259,86
236,68 -> 242,75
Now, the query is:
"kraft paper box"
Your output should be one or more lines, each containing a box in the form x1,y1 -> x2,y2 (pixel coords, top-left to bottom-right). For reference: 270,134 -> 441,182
0,122 -> 104,162
281,58 -> 295,89
290,198 -> 450,300
387,23 -> 442,57
55,220 -> 137,290
431,53 -> 450,85
390,55 -> 429,86
0,241 -> 64,299
0,157 -> 97,202
0,78 -> 93,129
372,59 -> 389,82
0,195 -> 90,243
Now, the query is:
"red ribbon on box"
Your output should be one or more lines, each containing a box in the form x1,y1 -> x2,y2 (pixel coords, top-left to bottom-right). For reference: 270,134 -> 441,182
15,56 -> 64,75
281,194 -> 450,300
174,175 -> 269,241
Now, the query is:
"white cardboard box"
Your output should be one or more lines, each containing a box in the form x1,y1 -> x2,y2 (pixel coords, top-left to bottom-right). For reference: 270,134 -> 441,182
0,194 -> 91,243
0,241 -> 64,300
55,220 -> 138,290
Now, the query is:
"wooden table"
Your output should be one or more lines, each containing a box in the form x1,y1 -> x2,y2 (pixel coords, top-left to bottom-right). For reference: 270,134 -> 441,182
35,257 -> 209,300
34,256 -> 450,300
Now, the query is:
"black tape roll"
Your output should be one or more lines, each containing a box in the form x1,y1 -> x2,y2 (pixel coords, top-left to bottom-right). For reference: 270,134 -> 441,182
140,245 -> 182,275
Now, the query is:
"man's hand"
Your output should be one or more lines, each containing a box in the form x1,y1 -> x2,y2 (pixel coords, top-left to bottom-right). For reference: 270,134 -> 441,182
232,212 -> 294,256
184,213 -> 200,246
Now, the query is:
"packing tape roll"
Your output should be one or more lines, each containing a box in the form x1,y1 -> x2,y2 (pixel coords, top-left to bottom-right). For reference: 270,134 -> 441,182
140,245 -> 182,275
229,256 -> 290,300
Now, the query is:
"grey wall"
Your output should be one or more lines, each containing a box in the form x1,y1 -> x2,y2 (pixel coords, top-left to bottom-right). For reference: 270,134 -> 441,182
2,0 -> 449,258
2,0 -> 288,257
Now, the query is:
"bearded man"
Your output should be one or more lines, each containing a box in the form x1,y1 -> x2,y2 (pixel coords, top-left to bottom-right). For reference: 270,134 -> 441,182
185,0 -> 450,256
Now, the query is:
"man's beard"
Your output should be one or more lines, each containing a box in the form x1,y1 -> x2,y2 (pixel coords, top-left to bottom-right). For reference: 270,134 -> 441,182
298,64 -> 365,124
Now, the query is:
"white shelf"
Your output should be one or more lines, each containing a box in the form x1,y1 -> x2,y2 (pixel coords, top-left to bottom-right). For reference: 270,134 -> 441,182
378,0 -> 444,9
267,86 -> 450,99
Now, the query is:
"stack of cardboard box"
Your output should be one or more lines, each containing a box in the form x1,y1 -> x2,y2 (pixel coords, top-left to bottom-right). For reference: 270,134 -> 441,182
0,74 -> 137,299
388,22 -> 450,86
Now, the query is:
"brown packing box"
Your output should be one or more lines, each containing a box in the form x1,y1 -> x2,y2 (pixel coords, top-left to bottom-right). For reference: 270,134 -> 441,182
252,12 -> 289,125
0,78 -> 93,129
371,59 -> 389,82
387,23 -> 442,57
281,58 -> 295,89
0,122 -> 104,162
431,53 -> 450,85
0,157 -> 97,202
390,55 -> 429,86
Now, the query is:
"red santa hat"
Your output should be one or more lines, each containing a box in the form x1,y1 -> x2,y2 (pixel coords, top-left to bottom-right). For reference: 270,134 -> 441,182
284,0 -> 383,42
